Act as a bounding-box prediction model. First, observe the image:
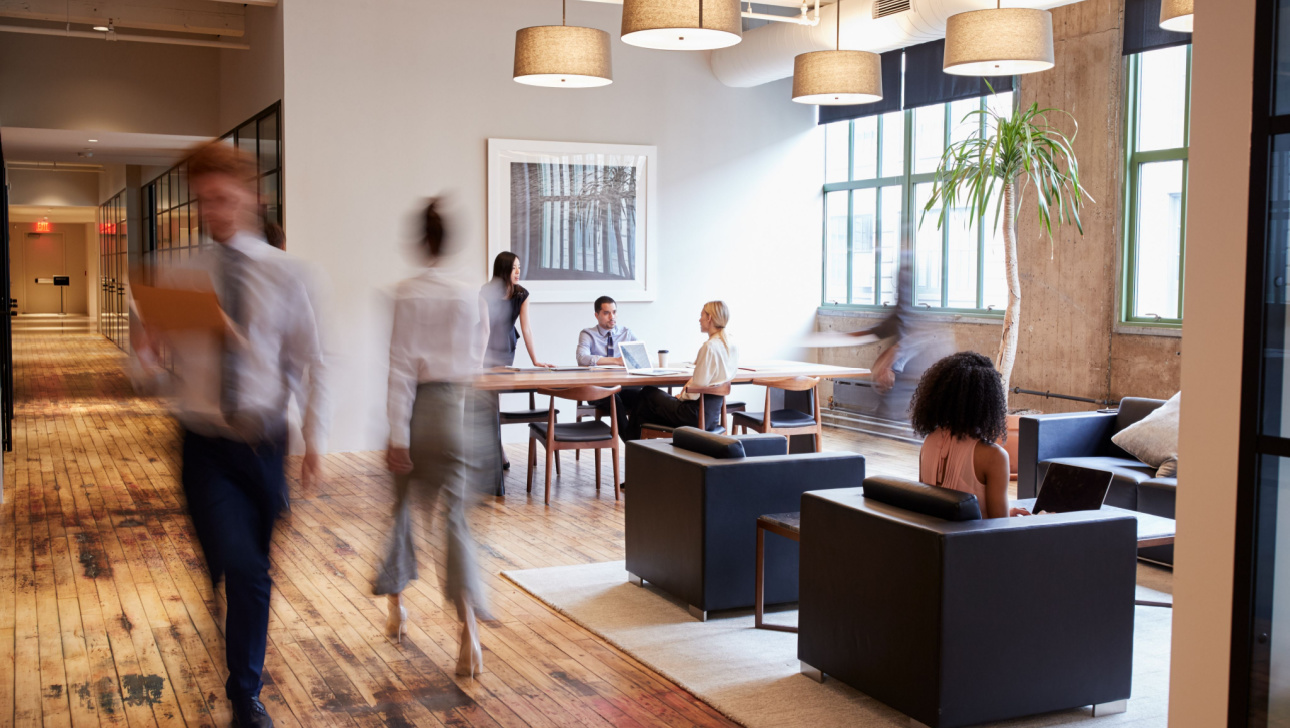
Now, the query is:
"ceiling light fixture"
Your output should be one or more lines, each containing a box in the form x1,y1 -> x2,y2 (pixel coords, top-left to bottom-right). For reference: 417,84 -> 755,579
943,1 -> 1054,76
514,0 -> 613,88
1159,0 -> 1193,33
88,139 -> 98,143
621,0 -> 742,51
92,25 -> 109,32
792,1 -> 881,106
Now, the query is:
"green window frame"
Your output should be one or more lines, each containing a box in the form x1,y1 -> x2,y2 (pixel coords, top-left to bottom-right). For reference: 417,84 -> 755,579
1121,45 -> 1191,327
821,93 -> 1014,314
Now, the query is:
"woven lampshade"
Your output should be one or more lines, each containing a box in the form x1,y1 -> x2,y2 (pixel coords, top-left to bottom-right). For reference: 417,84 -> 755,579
943,8 -> 1054,76
514,25 -> 612,87
621,0 -> 742,51
1159,0 -> 1193,32
792,50 -> 882,105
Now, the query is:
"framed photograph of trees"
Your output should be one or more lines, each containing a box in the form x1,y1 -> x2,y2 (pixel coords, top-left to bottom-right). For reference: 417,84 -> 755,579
488,138 -> 658,302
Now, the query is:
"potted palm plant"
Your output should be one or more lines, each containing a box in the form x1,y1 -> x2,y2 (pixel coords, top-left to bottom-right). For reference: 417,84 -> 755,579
922,95 -> 1092,397
921,94 -> 1093,472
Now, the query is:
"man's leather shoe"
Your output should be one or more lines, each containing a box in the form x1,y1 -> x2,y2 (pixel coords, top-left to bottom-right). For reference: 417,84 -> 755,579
232,697 -> 274,728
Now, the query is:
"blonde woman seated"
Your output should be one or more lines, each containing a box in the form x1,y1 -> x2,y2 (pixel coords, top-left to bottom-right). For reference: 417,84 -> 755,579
909,351 -> 1031,519
621,301 -> 737,441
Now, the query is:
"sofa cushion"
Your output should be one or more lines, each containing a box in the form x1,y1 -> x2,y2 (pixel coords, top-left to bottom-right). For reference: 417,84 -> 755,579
1112,392 -> 1180,475
1040,456 -> 1153,510
1115,397 -> 1167,433
862,476 -> 982,522
672,427 -> 745,459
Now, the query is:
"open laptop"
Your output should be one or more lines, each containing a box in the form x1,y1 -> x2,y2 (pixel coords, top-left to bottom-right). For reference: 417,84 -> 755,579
620,341 -> 684,376
1032,462 -> 1116,513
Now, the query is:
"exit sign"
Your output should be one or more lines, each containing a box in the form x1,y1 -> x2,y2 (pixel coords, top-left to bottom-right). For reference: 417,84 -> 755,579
34,220 -> 51,233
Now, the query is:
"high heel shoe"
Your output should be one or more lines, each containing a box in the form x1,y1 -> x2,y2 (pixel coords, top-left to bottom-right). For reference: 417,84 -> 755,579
386,594 -> 408,645
455,609 -> 483,678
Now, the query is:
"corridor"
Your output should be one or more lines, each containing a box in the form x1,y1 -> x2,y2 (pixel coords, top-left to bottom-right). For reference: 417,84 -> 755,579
0,318 -> 738,727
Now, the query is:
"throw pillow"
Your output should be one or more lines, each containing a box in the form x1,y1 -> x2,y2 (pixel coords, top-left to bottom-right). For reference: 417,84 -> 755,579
1157,457 -> 1178,479
1111,391 -> 1181,472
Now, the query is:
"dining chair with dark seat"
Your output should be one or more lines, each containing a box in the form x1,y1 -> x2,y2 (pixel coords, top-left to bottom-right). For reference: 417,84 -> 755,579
731,376 -> 824,452
528,385 -> 622,505
641,382 -> 732,439
500,391 -> 561,474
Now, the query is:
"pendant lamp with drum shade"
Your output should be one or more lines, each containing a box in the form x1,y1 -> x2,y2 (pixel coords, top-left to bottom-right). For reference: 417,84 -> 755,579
621,0 -> 742,51
514,0 -> 613,88
1159,0 -> 1193,32
943,1 -> 1054,76
792,0 -> 882,105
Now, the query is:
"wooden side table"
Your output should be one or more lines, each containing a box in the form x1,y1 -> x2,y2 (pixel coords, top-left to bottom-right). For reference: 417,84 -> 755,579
755,512 -> 801,633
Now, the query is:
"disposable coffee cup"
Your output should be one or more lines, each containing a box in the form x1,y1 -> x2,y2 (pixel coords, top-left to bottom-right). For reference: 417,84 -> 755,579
658,350 -> 670,368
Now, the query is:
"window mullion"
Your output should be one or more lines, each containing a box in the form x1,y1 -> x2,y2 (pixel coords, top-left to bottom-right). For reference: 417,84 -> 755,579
941,102 -> 951,308
977,96 -> 987,310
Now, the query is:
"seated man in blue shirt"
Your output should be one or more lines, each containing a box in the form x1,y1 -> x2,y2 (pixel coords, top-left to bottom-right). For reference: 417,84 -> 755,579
576,296 -> 637,365
575,295 -> 641,429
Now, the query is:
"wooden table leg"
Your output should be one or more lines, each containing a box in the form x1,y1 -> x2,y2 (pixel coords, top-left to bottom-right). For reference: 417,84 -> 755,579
754,522 -> 799,633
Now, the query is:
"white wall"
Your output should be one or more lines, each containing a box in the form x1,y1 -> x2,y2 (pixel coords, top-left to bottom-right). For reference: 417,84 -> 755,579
282,0 -> 823,451
7,169 -> 100,207
1170,0 -> 1255,723
219,3 -> 284,131
0,34 -> 220,136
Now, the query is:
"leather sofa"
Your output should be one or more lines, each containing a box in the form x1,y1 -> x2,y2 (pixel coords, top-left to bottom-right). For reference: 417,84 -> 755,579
798,477 -> 1138,728
1018,397 -> 1176,563
624,427 -> 864,619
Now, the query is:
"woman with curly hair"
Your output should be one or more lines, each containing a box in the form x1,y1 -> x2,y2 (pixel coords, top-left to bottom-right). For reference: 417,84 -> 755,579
909,351 -> 1029,519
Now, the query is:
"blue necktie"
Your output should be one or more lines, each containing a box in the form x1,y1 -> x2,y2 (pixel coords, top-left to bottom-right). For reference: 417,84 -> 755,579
607,330 -> 614,358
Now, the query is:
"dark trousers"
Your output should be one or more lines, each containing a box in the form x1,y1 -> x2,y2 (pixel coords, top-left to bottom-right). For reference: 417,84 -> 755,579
610,386 -> 644,438
623,386 -> 722,441
181,429 -> 286,702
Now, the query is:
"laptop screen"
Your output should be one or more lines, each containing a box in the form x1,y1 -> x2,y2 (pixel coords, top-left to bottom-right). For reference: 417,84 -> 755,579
620,341 -> 651,370
1032,463 -> 1115,513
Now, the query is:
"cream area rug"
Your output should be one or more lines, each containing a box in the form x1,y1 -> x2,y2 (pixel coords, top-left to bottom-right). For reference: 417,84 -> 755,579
503,561 -> 1174,728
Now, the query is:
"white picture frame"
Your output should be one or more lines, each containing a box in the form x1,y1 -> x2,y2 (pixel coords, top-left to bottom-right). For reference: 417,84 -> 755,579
487,138 -> 658,303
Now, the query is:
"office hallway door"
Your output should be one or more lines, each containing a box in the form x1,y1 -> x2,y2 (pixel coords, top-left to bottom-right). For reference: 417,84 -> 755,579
22,233 -> 65,314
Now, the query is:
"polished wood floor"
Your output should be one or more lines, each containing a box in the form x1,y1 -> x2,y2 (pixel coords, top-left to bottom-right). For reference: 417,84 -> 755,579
0,316 -> 920,727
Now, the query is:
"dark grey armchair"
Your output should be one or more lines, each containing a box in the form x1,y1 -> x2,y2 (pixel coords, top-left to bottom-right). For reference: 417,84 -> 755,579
798,479 -> 1139,728
624,427 -> 864,620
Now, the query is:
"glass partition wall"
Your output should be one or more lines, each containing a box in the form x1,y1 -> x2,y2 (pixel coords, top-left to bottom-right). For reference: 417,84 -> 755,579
142,102 -> 283,261
1235,1 -> 1290,724
97,191 -> 129,351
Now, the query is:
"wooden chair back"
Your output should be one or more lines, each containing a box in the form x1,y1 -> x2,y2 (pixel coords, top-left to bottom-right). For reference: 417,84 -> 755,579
537,385 -> 621,403
753,376 -> 821,437
750,376 -> 820,391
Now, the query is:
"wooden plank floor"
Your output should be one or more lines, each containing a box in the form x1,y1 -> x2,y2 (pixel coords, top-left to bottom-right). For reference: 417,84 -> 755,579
0,316 -> 920,727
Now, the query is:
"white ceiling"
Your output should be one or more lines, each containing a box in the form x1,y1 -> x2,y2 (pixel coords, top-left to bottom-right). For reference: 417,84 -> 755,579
1,127 -> 211,166
8,205 -> 98,223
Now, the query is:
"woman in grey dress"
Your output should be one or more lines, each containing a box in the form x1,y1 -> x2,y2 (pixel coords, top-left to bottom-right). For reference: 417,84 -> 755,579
374,199 -> 487,677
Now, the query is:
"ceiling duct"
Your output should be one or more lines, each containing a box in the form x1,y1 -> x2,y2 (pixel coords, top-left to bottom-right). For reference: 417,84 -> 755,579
873,0 -> 911,19
709,0 -> 1084,88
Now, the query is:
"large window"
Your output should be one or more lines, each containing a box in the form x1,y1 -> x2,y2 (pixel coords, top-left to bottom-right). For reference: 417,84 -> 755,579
1122,45 -> 1191,326
822,92 -> 1012,312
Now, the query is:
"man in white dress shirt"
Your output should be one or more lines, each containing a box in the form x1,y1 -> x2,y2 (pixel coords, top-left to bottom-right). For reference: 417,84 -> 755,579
136,143 -> 328,728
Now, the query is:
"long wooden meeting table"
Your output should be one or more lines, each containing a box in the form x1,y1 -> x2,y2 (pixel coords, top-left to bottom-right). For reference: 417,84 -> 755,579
476,360 -> 869,496
474,359 -> 870,391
